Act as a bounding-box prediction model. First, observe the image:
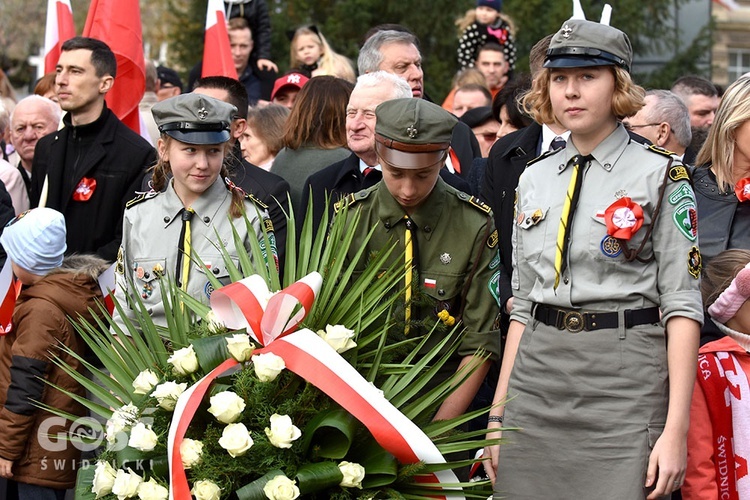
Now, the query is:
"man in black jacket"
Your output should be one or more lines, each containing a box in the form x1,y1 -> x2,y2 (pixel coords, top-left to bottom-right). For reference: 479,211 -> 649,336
302,71 -> 471,233
30,37 -> 156,262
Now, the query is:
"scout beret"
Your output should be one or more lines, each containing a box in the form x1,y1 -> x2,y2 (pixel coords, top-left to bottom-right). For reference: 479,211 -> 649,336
152,93 -> 236,145
545,19 -> 632,72
374,98 -> 457,170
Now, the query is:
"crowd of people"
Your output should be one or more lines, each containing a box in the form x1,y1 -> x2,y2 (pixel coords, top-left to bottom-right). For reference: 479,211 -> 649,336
0,0 -> 747,498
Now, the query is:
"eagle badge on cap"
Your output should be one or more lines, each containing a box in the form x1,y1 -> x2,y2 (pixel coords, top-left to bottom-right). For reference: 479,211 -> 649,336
407,125 -> 418,139
198,107 -> 208,120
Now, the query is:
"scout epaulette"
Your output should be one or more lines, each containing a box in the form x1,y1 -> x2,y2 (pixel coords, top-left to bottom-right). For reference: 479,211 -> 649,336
125,190 -> 159,209
243,191 -> 268,210
526,149 -> 556,167
646,144 -> 677,158
334,189 -> 370,213
466,195 -> 492,215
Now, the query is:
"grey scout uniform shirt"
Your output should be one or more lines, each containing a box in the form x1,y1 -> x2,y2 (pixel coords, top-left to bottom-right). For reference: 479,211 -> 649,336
338,177 -> 503,364
511,124 -> 703,326
113,178 -> 268,328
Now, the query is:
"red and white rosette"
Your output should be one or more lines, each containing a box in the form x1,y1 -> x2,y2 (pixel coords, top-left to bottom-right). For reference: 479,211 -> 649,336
167,272 -> 462,499
604,197 -> 643,240
735,177 -> 750,203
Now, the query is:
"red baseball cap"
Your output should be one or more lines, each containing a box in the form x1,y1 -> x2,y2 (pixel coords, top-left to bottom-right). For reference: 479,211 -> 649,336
271,73 -> 310,101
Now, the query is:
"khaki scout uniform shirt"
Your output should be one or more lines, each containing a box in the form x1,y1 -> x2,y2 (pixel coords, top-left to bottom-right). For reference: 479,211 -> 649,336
339,177 -> 502,370
113,178 -> 268,328
511,124 -> 703,325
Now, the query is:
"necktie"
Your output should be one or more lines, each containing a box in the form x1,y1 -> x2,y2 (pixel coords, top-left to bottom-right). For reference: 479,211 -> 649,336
549,136 -> 566,152
403,216 -> 418,335
553,154 -> 591,289
177,208 -> 195,292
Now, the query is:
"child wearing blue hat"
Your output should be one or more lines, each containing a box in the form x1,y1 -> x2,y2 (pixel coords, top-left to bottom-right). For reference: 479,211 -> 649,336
0,207 -> 108,499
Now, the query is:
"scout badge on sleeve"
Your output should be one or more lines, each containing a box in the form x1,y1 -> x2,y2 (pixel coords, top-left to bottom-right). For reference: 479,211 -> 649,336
735,177 -> 750,202
73,177 -> 97,201
688,246 -> 702,279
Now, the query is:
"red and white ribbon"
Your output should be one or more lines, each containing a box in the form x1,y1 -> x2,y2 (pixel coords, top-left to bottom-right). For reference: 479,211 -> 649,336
168,272 -> 461,498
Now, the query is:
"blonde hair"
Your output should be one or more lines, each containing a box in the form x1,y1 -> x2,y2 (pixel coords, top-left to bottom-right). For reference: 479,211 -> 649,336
701,249 -> 750,308
455,9 -> 516,35
695,76 -> 750,192
522,66 -> 644,126
151,136 -> 245,218
451,67 -> 487,88
289,27 -> 355,82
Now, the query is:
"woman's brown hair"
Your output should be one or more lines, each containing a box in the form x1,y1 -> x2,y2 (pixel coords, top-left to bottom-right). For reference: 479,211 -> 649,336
281,76 -> 353,150
151,136 -> 245,218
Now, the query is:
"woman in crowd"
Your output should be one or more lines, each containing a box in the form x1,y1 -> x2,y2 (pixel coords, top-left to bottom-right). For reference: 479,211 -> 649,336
693,77 -> 750,344
683,249 -> 750,498
113,93 -> 270,328
271,75 -> 353,211
240,104 -> 290,171
484,19 -> 702,499
493,74 -> 532,139
289,26 -> 356,83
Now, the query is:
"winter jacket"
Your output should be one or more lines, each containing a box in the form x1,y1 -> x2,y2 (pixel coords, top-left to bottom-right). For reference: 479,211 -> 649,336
0,255 -> 107,489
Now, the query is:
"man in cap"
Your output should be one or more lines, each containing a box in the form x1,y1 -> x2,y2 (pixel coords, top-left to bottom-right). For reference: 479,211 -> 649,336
30,37 -> 156,262
270,72 -> 309,110
301,71 -> 470,233
335,98 -> 503,421
156,66 -> 183,101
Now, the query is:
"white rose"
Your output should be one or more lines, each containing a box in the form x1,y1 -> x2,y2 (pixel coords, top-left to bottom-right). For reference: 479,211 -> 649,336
92,460 -> 117,498
128,422 -> 158,452
252,352 -> 285,382
111,468 -> 143,500
137,477 -> 169,500
132,370 -> 159,395
106,403 -> 139,446
168,345 -> 199,376
264,414 -> 301,449
180,438 -> 204,469
151,381 -> 187,411
218,422 -> 254,457
226,333 -> 254,362
206,310 -> 226,334
191,480 -> 221,500
338,461 -> 365,489
316,324 -> 357,353
207,391 -> 246,424
263,475 -> 300,500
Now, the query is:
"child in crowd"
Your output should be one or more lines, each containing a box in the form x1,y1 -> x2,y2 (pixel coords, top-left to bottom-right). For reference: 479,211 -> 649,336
113,93 -> 272,328
0,208 -> 108,500
456,0 -> 517,71
683,249 -> 750,499
224,0 -> 277,72
288,26 -> 356,83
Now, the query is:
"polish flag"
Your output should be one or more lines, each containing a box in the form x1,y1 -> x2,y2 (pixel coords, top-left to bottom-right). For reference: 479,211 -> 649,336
0,260 -> 22,335
714,0 -> 741,10
97,262 -> 116,315
44,0 -> 76,74
202,0 -> 238,79
83,0 -> 145,134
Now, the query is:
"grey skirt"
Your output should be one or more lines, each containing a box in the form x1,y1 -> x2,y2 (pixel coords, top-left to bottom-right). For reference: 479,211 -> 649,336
494,315 -> 668,499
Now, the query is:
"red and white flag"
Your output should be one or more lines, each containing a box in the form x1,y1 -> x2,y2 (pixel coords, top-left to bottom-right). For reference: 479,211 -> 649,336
44,0 -> 76,74
714,0 -> 741,10
0,260 -> 22,335
201,0 -> 238,79
97,262 -> 116,315
83,0 -> 145,134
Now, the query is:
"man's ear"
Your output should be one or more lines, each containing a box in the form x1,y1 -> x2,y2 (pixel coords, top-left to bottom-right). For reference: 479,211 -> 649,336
99,75 -> 114,94
232,119 -> 247,140
656,122 -> 671,148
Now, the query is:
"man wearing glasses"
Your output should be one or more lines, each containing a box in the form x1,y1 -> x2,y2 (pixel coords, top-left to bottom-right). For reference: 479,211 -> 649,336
622,89 -> 692,161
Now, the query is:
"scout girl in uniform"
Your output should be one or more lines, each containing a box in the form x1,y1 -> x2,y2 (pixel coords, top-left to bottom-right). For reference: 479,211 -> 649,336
113,93 -> 271,328
484,19 -> 703,499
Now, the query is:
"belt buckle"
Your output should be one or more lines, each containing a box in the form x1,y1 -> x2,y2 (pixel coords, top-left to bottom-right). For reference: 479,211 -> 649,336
563,311 -> 584,333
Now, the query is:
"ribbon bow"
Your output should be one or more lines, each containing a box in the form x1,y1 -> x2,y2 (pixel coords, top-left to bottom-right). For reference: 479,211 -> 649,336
210,272 -> 322,346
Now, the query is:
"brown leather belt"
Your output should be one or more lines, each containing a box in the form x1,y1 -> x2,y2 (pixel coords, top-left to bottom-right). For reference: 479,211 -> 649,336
533,304 -> 660,333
